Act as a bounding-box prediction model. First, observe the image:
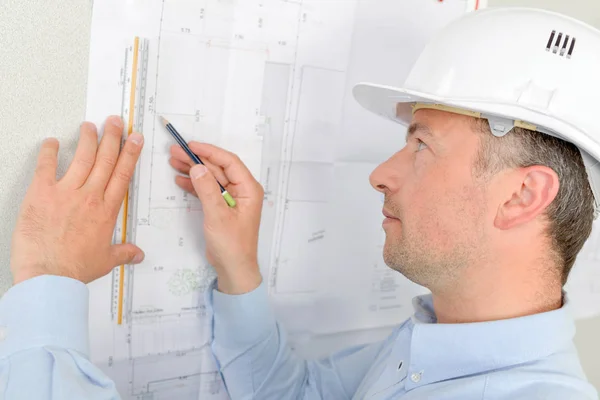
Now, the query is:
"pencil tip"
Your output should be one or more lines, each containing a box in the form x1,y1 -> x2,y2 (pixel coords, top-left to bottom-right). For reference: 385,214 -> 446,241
159,116 -> 169,127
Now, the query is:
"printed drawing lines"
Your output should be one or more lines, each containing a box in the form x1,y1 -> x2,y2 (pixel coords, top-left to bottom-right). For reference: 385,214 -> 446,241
267,0 -> 305,294
268,65 -> 347,295
147,0 -> 167,226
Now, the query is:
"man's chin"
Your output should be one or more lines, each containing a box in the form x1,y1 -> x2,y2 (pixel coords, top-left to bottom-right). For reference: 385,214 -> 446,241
382,255 -> 427,287
382,241 -> 403,268
382,242 -> 418,277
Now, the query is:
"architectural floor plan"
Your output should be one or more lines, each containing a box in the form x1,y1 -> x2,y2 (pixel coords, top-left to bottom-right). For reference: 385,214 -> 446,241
83,1 -> 600,398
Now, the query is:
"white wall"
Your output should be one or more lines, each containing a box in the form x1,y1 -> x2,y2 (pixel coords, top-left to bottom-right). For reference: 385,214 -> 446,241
489,0 -> 600,27
0,2 -> 91,295
487,0 -> 600,390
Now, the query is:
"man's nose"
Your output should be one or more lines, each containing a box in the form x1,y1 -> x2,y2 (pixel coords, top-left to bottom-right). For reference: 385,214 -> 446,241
369,155 -> 402,194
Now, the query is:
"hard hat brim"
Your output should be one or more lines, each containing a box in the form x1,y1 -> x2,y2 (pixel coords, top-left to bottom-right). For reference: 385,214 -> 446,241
352,81 -> 600,217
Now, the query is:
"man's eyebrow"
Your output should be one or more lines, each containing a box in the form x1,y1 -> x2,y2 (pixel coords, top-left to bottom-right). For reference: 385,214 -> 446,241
405,122 -> 434,144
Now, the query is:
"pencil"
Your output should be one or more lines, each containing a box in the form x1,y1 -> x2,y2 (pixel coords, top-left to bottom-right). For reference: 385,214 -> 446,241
160,116 -> 236,207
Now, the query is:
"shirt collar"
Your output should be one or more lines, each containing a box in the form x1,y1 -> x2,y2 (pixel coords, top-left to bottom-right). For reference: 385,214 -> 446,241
406,292 -> 575,387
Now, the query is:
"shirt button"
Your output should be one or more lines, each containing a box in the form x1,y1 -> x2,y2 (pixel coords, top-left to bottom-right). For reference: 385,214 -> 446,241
410,372 -> 422,383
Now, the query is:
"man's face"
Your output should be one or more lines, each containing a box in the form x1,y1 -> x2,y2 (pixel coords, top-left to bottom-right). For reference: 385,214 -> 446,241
369,108 -> 491,290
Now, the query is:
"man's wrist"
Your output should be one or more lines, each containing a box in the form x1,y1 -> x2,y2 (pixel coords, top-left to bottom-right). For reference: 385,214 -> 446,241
11,267 -> 84,286
0,275 -> 90,358
216,265 -> 262,295
209,275 -> 277,348
12,268 -> 47,286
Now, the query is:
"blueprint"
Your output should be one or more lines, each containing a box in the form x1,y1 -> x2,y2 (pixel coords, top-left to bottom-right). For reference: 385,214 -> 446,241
83,0 -> 600,399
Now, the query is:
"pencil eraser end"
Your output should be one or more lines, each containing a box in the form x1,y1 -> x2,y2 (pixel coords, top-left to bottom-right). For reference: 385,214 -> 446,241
223,191 -> 236,207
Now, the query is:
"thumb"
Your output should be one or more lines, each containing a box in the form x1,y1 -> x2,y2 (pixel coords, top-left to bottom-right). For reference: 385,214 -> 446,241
190,164 -> 228,213
110,243 -> 145,267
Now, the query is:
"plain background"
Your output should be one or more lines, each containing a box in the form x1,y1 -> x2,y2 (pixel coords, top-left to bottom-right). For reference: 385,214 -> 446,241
0,0 -> 599,390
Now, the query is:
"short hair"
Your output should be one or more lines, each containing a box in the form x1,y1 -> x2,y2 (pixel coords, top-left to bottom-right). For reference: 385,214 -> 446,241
472,119 -> 595,285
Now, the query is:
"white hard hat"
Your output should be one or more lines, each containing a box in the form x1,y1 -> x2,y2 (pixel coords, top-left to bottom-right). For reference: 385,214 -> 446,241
352,7 -> 600,218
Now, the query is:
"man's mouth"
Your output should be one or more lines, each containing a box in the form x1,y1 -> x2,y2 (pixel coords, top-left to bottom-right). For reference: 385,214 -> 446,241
382,209 -> 399,220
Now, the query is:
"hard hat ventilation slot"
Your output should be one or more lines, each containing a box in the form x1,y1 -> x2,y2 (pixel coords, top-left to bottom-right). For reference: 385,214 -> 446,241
560,35 -> 570,56
568,37 -> 576,58
546,30 -> 556,51
554,32 -> 563,53
546,30 -> 576,58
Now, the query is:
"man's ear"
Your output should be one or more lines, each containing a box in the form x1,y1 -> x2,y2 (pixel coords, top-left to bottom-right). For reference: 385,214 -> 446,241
494,166 -> 559,230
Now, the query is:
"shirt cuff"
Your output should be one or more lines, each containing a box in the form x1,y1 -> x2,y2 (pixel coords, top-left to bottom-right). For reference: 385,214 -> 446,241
0,275 -> 89,359
207,278 -> 277,348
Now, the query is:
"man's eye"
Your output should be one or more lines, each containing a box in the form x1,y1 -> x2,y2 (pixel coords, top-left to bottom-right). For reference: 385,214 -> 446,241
416,140 -> 428,152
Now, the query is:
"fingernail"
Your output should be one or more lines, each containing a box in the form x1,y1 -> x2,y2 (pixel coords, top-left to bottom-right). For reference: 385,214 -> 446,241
132,252 -> 145,263
190,164 -> 207,179
130,133 -> 143,145
80,121 -> 95,130
108,115 -> 124,129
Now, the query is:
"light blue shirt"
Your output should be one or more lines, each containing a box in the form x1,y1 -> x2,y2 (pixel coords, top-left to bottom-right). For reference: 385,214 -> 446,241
0,275 -> 118,399
206,279 -> 598,400
0,275 -> 597,400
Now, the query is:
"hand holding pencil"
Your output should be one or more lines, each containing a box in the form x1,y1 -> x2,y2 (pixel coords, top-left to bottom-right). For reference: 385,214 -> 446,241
161,117 -> 236,207
164,117 -> 264,295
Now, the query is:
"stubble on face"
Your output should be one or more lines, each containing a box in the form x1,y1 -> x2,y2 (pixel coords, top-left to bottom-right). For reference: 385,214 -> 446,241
381,186 -> 487,291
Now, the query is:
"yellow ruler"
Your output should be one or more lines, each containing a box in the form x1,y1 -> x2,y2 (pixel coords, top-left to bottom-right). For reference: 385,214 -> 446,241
113,36 -> 149,325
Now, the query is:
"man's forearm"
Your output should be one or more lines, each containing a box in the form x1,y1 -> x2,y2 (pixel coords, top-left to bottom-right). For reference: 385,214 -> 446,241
0,275 -> 121,399
207,277 -> 297,399
206,277 -> 355,400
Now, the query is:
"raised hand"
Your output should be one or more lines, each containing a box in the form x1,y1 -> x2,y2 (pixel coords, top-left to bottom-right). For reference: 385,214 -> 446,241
169,142 -> 263,294
10,116 -> 145,285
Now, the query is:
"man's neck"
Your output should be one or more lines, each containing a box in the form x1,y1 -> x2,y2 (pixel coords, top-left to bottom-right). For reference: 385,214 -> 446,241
431,261 -> 563,324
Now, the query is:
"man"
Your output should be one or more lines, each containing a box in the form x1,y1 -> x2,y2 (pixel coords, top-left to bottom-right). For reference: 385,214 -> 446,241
1,6 -> 599,400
